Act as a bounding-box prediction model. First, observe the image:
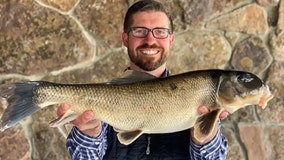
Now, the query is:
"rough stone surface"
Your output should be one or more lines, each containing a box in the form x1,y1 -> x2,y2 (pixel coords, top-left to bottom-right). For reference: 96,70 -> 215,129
266,126 -> 284,160
238,123 -> 266,160
221,126 -> 245,160
224,31 -> 241,47
256,0 -> 280,7
270,28 -> 284,60
207,4 -> 269,35
278,0 -> 284,27
74,0 -> 128,48
169,30 -> 231,74
38,0 -> 78,12
0,0 -> 283,159
0,126 -> 30,160
0,0 -> 93,76
230,36 -> 273,75
258,61 -> 284,123
29,109 -> 70,160
45,50 -> 129,83
176,0 -> 253,28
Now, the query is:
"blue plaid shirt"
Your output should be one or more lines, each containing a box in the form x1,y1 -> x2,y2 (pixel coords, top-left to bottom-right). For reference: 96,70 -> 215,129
66,69 -> 228,159
67,122 -> 227,160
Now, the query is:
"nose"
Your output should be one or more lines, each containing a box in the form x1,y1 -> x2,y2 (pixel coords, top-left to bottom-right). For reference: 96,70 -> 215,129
144,31 -> 156,45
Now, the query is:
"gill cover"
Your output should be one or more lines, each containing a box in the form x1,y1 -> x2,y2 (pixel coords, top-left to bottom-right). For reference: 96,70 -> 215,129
218,71 -> 264,103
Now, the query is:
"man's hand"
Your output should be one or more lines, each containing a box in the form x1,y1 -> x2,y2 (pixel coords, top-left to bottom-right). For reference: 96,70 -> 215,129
57,103 -> 102,137
197,105 -> 228,120
190,105 -> 229,145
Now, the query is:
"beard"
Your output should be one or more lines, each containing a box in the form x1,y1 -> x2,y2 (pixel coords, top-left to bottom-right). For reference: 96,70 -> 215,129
128,44 -> 169,71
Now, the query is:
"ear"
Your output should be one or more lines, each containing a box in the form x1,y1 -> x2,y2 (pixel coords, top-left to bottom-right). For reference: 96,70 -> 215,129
122,32 -> 129,47
169,34 -> 175,48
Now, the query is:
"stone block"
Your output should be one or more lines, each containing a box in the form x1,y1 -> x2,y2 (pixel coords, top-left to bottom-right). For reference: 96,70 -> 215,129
230,36 -> 273,75
207,4 -> 269,35
238,123 -> 266,160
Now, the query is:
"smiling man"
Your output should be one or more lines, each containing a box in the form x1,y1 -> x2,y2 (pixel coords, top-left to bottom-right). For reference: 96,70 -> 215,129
122,11 -> 174,77
58,1 -> 229,159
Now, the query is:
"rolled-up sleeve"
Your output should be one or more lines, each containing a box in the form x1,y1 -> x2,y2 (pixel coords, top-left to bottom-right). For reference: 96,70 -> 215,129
189,123 -> 228,160
66,122 -> 108,160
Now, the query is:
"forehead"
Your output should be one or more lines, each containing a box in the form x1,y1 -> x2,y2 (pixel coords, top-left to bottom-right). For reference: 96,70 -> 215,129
131,11 -> 170,28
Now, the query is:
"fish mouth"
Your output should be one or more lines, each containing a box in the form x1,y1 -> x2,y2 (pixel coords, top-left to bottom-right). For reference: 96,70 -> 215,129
258,86 -> 274,109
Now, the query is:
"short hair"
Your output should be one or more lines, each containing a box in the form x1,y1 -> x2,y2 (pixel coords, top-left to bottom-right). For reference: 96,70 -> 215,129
123,0 -> 173,33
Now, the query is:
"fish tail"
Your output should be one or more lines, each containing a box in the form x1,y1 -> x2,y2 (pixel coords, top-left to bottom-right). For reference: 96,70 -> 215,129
0,82 -> 42,131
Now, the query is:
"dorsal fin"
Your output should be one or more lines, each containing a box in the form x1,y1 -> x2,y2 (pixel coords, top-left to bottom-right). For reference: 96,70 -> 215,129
108,70 -> 157,85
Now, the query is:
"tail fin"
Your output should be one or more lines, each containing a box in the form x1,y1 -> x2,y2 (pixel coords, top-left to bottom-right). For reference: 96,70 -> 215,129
0,82 -> 41,131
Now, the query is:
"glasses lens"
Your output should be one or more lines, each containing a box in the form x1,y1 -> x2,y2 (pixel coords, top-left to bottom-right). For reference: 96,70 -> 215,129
153,28 -> 169,39
131,28 -> 148,38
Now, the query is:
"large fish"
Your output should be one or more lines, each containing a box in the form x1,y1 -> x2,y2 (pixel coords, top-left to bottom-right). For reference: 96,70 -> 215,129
0,69 -> 273,145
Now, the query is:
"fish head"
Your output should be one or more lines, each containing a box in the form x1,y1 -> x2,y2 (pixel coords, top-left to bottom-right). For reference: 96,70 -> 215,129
217,71 -> 273,114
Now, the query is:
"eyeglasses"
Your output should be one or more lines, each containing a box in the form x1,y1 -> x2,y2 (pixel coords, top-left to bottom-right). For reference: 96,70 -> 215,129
128,27 -> 172,39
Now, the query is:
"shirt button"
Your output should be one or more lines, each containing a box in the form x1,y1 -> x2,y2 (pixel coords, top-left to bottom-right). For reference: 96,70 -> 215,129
201,150 -> 207,155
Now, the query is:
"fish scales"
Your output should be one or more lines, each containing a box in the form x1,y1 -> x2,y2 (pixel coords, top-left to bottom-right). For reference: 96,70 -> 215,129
0,69 -> 273,145
34,71 -> 218,133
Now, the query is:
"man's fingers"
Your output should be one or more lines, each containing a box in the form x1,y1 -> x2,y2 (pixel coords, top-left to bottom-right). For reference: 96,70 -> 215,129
197,105 -> 229,120
197,105 -> 210,115
219,111 -> 229,120
79,120 -> 102,137
57,103 -> 71,116
71,110 -> 95,126
76,120 -> 101,131
56,105 -> 102,137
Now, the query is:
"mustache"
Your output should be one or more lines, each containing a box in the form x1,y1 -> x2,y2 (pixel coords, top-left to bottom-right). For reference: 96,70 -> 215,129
137,44 -> 161,49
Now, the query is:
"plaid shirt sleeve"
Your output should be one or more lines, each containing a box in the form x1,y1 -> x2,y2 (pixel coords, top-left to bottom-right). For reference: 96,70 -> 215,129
190,122 -> 228,160
66,122 -> 108,160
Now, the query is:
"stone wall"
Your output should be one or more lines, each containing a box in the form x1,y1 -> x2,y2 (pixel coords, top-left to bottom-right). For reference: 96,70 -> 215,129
0,0 -> 283,159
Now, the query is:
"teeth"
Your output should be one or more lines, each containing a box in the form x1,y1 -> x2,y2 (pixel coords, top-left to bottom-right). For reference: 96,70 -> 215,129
141,50 -> 158,55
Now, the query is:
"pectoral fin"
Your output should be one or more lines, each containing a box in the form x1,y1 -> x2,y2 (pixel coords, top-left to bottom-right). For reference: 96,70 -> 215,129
57,125 -> 69,138
49,109 -> 78,127
117,129 -> 144,145
193,109 -> 221,143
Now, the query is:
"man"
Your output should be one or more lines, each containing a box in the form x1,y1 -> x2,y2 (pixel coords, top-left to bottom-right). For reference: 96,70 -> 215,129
58,1 -> 229,159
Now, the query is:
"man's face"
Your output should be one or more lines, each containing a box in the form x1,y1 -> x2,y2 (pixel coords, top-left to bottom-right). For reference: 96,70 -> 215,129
122,11 -> 175,71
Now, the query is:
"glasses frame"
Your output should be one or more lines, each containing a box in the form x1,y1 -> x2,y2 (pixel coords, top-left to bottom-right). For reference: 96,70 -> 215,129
128,26 -> 172,39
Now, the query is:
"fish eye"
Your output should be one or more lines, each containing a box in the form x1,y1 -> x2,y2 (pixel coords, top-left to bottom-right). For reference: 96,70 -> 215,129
236,72 -> 263,89
237,73 -> 253,83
